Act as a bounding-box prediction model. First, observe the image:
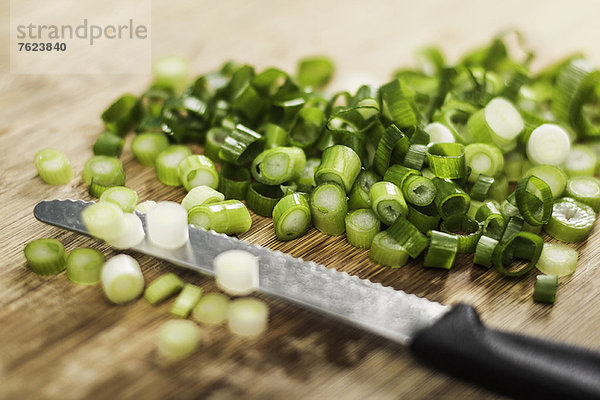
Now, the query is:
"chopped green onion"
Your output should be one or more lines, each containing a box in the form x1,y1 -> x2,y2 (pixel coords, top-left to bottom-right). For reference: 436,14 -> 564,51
523,165 -> 568,198
494,231 -> 543,277
297,56 -> 334,88
219,124 -> 264,166
156,320 -> 202,360
218,163 -> 251,200
402,144 -> 428,170
475,200 -> 506,240
310,183 -> 348,236
474,235 -> 499,268
383,165 -> 420,189
101,254 -> 145,304
104,212 -> 146,250
533,275 -> 558,304
33,148 -> 74,185
204,127 -> 230,162
272,193 -> 312,241
536,242 -> 578,277
288,107 -> 325,149
193,293 -> 230,325
99,186 -> 138,213
181,185 -> 224,211
503,150 -> 527,182
565,176 -> 600,212
251,147 -> 306,185
214,249 -> 259,296
563,144 -> 597,176
423,231 -> 458,269
82,155 -> 125,187
296,158 -> 321,192
387,217 -> 429,258
401,175 -> 436,207
101,94 -> 142,136
82,202 -> 125,240
374,125 -> 408,176
345,209 -> 381,249
188,200 -> 252,235
314,145 -> 361,193
348,170 -> 381,210
144,273 -> 184,305
146,201 -> 189,249
171,284 -> 203,318
368,231 -> 410,267
467,97 -> 523,152
135,200 -> 157,214
467,199 -> 484,219
178,154 -> 219,192
264,123 -> 288,149
93,131 -> 125,157
426,143 -> 467,179
24,238 -> 66,276
469,174 -> 494,201
424,122 -> 455,143
369,181 -> 409,225
432,177 -> 471,219
440,214 -> 482,253
544,197 -> 596,242
487,173 -> 509,203
407,204 -> 441,233
131,132 -> 170,167
152,55 -> 190,93
246,183 -> 284,217
526,124 -> 571,166
380,79 -> 418,130
228,298 -> 269,336
66,248 -> 104,285
515,175 -> 553,226
464,143 -> 504,181
155,145 -> 193,186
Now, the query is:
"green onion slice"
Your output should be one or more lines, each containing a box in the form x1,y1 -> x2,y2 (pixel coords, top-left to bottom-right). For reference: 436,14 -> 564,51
380,79 -> 418,130
131,132 -> 170,167
296,158 -> 321,192
24,238 -> 67,276
82,201 -> 125,240
101,254 -> 145,304
219,124 -> 264,166
494,231 -> 543,277
475,200 -> 507,240
369,181 -> 409,225
467,97 -> 523,152
345,209 -> 381,249
170,284 -> 203,318
469,174 -> 494,202
383,165 -> 420,189
523,164 -> 567,198
193,292 -> 230,325
178,155 -> 219,192
407,204 -> 441,233
387,217 -> 429,258
464,143 -> 504,181
544,197 -> 596,242
424,122 -> 455,144
310,182 -> 348,236
440,214 -> 482,253
402,144 -> 428,170
368,231 -> 410,268
272,193 -> 312,241
533,275 -> 558,304
264,123 -> 288,149
252,147 -> 306,185
155,145 -> 193,187
228,298 -> 269,336
188,200 -> 252,235
246,183 -> 284,217
181,185 -> 224,211
297,56 -> 334,88
82,155 -> 125,186
565,176 -> 600,212
401,175 -> 436,207
423,231 -> 458,269
374,125 -> 408,176
157,320 -> 202,360
144,273 -> 184,305
426,143 -> 467,179
101,93 -> 142,136
205,127 -> 230,162
152,55 -> 190,93
33,148 -> 74,185
99,186 -> 138,213
288,107 -> 325,149
66,248 -> 104,285
473,235 -> 499,268
515,175 -> 553,226
218,163 -> 251,200
526,124 -> 571,166
314,145 -> 362,193
432,177 -> 471,219
563,144 -> 597,177
348,170 -> 381,210
93,131 -> 125,157
536,242 -> 578,277
146,201 -> 190,250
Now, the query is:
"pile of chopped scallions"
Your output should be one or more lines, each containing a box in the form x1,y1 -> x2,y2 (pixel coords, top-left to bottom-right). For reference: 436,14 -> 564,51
30,33 -> 600,319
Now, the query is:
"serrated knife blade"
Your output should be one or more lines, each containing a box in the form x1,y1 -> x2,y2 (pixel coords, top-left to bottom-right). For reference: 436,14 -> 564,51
33,199 -> 600,400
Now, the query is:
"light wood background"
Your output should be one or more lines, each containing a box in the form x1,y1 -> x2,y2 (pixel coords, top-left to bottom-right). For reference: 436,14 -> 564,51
2,1 -> 600,399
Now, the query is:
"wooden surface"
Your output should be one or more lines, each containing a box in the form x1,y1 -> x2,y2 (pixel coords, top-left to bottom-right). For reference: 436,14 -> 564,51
2,1 -> 600,399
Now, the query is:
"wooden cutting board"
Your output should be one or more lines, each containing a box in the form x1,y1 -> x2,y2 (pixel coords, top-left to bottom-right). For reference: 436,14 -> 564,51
2,1 -> 600,399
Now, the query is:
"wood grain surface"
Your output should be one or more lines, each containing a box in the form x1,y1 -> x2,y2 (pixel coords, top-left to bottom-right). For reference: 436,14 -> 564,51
2,1 -> 600,399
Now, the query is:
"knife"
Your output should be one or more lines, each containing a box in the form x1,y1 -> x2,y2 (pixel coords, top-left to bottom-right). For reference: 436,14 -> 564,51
34,199 -> 600,400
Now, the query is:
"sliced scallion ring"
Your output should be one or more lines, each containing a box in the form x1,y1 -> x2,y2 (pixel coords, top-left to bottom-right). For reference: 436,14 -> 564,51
218,163 -> 251,200
536,242 -> 578,277
493,231 -> 543,277
81,202 -> 125,240
423,231 -> 458,269
473,235 -> 499,268
193,292 -> 230,325
188,200 -> 252,235
563,144 -> 597,176
272,193 -> 311,241
144,273 -> 184,305
181,185 -> 224,211
171,284 -> 203,318
101,254 -> 145,304
104,212 -> 146,250
467,97 -> 523,152
99,186 -> 138,213
345,209 -> 381,249
526,124 -> 571,166
66,248 -> 104,285
407,204 -> 441,233
219,124 -> 264,166
251,147 -> 306,185
515,175 -> 553,226
157,320 -> 202,360
426,142 -> 467,179
368,231 -> 410,268
204,127 -> 230,162
523,165 -> 568,198
314,145 -> 362,193
93,131 -> 125,157
544,197 -> 596,242
440,214 -> 482,253
533,275 -> 558,304
33,148 -> 74,186
131,132 -> 170,167
348,170 -> 381,210
369,181 -> 409,225
432,177 -> 471,219
178,155 -> 219,191
464,143 -> 504,182
24,238 -> 67,276
401,175 -> 436,206
424,122 -> 455,143
228,298 -> 269,336
245,183 -> 284,217
565,176 -> 600,212
146,201 -> 189,249
386,217 -> 429,258
310,182 -> 348,236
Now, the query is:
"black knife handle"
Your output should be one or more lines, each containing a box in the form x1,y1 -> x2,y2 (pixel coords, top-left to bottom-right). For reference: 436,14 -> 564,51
410,303 -> 600,400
